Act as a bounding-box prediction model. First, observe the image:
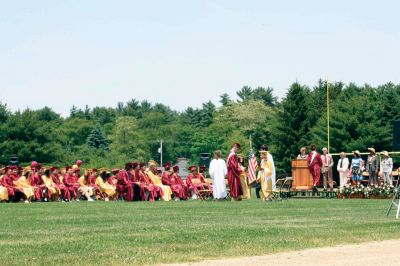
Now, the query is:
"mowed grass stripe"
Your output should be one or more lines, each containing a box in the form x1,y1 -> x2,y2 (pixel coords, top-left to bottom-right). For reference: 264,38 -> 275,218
0,199 -> 398,265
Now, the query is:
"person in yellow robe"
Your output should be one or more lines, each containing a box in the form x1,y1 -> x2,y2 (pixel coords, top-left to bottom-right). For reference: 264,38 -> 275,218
238,155 -> 251,199
257,151 -> 274,201
78,169 -> 95,201
147,160 -> 172,201
42,168 -> 60,201
96,170 -> 117,201
14,167 -> 35,203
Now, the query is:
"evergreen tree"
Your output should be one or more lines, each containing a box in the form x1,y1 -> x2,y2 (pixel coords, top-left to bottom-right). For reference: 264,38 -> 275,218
274,82 -> 311,174
219,93 -> 232,106
86,123 -> 108,149
237,86 -> 253,102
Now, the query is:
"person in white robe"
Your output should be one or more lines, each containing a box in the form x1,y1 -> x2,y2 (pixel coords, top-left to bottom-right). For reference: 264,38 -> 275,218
209,150 -> 227,199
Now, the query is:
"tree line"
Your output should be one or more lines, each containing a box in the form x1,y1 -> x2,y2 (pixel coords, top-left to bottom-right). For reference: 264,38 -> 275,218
1,80 -> 399,176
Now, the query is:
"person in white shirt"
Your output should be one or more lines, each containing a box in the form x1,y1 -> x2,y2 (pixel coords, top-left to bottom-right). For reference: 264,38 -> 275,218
337,152 -> 349,188
381,151 -> 393,185
209,150 -> 227,200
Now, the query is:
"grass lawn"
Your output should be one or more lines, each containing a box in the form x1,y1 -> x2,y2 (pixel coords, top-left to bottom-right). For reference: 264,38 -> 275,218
0,199 -> 399,265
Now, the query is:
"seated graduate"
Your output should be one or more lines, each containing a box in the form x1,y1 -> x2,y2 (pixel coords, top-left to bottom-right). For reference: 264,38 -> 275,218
14,166 -> 35,203
169,165 -> 188,200
147,160 -> 172,201
96,169 -> 117,201
50,167 -> 70,202
78,169 -> 95,201
42,167 -> 60,201
63,166 -> 81,201
186,165 -> 211,199
116,165 -> 134,201
108,168 -> 119,186
28,161 -> 46,201
138,162 -> 163,202
0,166 -> 18,202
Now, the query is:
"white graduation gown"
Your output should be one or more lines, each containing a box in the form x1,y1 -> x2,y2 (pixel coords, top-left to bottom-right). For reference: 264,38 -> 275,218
209,158 -> 227,199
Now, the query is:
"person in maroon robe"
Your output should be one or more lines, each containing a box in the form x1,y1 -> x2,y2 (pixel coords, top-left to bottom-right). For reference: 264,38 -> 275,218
129,162 -> 140,183
198,166 -> 213,197
63,166 -> 80,201
29,161 -> 46,201
1,166 -> 18,201
50,167 -> 70,201
161,162 -> 173,185
162,162 -> 184,200
186,165 -> 199,197
307,144 -> 323,192
116,167 -> 134,201
186,165 -> 212,198
108,168 -> 120,186
138,162 -> 163,202
169,165 -> 188,200
226,143 -> 243,200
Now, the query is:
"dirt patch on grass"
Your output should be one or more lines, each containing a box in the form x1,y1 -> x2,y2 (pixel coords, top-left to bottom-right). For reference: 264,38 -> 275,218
165,239 -> 400,266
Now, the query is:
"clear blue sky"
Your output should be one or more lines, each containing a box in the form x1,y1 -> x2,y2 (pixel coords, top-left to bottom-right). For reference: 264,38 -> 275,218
1,0 -> 399,116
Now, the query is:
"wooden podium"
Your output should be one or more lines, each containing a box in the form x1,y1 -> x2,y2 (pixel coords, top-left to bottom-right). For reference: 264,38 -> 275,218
292,159 -> 313,190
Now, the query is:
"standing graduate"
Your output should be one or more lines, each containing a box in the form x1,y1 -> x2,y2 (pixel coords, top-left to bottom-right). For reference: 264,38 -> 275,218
260,145 -> 276,189
237,155 -> 250,199
226,143 -> 243,201
258,151 -> 274,201
307,145 -> 323,193
209,150 -> 227,200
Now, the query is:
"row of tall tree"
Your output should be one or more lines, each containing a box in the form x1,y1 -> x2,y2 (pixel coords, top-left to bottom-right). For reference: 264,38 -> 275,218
0,80 -> 399,175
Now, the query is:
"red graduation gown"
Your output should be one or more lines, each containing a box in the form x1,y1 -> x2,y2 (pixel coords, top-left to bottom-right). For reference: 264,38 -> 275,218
307,152 -> 323,186
138,171 -> 163,202
226,152 -> 243,198
1,174 -> 17,197
116,170 -> 133,201
63,174 -> 80,200
169,173 -> 188,199
29,173 -> 45,200
51,174 -> 70,200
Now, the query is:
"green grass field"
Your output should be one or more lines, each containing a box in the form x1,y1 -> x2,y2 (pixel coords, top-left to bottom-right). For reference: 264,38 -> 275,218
0,199 -> 399,265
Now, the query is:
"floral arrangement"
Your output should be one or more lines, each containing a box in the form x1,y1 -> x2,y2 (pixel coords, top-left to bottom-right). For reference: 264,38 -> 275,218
339,184 -> 396,199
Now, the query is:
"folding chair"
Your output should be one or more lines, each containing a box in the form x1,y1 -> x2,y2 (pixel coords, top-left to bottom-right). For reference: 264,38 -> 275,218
192,179 -> 212,200
280,178 -> 293,199
270,178 -> 285,201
